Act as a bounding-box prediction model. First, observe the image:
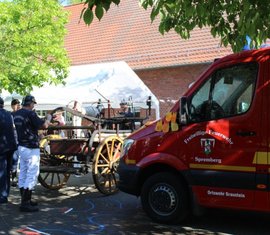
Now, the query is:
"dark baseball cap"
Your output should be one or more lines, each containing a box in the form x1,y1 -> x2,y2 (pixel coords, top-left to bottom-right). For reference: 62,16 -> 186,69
11,98 -> 20,106
22,95 -> 37,106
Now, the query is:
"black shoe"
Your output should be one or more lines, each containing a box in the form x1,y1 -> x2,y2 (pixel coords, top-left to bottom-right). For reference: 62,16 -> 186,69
29,190 -> 38,206
20,189 -> 39,212
20,188 -> 38,206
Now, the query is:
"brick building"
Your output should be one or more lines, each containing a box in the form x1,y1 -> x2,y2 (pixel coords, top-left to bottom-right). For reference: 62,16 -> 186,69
64,1 -> 232,117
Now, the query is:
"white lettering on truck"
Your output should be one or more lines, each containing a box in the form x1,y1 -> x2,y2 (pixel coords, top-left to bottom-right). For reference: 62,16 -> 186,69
184,130 -> 233,144
195,157 -> 222,164
207,190 -> 245,198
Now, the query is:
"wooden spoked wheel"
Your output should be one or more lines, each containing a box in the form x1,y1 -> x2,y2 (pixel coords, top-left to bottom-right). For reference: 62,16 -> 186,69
38,171 -> 70,190
92,136 -> 123,195
38,135 -> 70,190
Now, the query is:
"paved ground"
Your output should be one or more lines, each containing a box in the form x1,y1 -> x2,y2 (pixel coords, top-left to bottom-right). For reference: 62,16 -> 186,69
0,174 -> 188,235
1,174 -> 270,235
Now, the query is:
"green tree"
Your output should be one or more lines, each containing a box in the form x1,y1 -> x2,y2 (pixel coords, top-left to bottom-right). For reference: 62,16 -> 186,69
81,0 -> 270,52
0,0 -> 69,95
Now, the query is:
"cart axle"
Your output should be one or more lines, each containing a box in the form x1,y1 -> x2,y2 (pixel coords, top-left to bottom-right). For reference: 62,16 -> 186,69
40,166 -> 90,174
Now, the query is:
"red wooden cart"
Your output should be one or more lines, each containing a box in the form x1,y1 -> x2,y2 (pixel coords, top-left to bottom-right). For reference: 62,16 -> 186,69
39,106 -> 148,195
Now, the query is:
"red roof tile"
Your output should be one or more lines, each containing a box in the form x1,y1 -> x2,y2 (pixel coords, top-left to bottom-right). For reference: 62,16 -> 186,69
64,1 -> 232,70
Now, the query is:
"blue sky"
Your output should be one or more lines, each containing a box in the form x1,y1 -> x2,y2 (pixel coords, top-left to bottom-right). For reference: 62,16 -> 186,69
60,0 -> 68,6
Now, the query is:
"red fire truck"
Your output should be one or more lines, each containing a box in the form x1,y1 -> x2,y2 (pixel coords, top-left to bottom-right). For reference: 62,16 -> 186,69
118,46 -> 270,223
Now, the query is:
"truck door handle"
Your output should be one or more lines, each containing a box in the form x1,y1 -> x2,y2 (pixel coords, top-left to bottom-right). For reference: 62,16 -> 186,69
236,131 -> 256,137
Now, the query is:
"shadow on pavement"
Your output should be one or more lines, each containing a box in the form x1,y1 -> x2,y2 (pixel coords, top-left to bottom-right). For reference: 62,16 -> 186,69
1,174 -> 270,235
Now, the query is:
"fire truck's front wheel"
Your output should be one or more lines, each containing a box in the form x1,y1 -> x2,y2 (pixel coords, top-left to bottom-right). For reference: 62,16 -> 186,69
141,172 -> 189,224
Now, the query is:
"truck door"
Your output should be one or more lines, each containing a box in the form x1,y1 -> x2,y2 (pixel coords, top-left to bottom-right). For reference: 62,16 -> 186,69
264,58 -> 270,210
184,61 -> 264,209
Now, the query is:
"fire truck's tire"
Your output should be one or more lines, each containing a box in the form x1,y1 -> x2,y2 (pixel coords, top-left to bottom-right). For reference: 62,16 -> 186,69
141,172 -> 189,224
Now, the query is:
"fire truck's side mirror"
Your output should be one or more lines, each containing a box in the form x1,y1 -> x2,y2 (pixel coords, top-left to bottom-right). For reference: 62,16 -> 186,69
179,96 -> 188,125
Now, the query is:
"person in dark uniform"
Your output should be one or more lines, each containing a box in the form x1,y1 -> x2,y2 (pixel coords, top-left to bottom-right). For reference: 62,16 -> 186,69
13,95 -> 50,212
10,98 -> 21,187
0,97 -> 17,204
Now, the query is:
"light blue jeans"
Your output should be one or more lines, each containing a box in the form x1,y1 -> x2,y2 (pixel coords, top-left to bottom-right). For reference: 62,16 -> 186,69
12,150 -> 19,173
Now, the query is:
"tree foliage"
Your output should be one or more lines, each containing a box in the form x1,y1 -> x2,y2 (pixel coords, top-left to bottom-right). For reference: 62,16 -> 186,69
0,0 -> 69,95
80,0 -> 270,52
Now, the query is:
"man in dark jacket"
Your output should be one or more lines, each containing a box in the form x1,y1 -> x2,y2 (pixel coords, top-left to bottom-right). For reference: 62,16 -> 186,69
0,97 -> 17,204
13,95 -> 50,212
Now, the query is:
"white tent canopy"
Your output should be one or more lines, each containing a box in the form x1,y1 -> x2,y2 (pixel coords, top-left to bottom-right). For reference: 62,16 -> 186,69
3,61 -> 160,119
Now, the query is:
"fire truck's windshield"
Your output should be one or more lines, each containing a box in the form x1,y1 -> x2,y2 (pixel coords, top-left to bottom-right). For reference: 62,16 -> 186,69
189,62 -> 258,122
